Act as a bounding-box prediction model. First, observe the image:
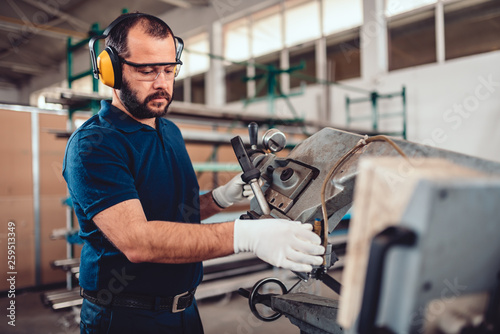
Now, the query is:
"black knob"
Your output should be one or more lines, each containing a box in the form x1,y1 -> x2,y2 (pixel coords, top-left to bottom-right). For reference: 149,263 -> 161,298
280,168 -> 294,181
248,122 -> 258,148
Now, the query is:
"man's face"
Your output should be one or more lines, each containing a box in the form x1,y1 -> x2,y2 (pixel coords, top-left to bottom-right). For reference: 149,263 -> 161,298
119,25 -> 177,119
119,76 -> 173,119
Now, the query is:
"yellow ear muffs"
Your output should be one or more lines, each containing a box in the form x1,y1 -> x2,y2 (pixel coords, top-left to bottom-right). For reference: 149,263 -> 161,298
96,46 -> 122,89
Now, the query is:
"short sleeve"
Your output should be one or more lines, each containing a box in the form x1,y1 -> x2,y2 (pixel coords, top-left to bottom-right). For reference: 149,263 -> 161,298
63,128 -> 139,220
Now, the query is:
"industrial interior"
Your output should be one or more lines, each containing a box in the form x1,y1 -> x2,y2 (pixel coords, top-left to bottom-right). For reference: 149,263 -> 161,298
1,0 -> 500,333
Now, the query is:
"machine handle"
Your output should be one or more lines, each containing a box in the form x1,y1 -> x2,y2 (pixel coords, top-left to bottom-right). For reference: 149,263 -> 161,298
358,226 -> 417,334
248,122 -> 258,149
231,136 -> 260,183
231,135 -> 271,215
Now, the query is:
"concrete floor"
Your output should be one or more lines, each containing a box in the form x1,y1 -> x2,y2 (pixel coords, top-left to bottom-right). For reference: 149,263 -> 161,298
0,270 -> 341,334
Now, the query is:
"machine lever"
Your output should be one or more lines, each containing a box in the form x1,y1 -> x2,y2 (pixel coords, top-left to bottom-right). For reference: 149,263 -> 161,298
237,288 -> 250,298
248,122 -> 258,150
231,136 -> 271,215
319,272 -> 342,296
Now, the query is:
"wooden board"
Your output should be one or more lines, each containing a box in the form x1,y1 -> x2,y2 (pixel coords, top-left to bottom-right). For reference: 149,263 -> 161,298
0,110 -> 35,290
337,157 -> 484,329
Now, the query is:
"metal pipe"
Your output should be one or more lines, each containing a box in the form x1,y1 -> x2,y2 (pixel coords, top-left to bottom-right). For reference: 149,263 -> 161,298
250,180 -> 270,215
31,110 -> 41,286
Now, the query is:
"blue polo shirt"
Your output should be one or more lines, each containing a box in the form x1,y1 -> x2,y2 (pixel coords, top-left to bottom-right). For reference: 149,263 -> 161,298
63,100 -> 202,297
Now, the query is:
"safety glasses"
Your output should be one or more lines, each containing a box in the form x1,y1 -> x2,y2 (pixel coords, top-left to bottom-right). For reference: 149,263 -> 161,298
120,58 -> 183,81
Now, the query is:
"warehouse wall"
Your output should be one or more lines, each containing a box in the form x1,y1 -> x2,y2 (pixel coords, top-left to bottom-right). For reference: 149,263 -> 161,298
234,50 -> 500,163
160,0 -> 500,164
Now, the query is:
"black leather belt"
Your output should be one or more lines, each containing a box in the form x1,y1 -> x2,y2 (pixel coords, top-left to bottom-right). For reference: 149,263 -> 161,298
81,288 -> 195,313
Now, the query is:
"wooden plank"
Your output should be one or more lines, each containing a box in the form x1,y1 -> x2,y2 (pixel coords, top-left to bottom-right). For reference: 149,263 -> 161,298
337,157 -> 484,329
0,109 -> 35,290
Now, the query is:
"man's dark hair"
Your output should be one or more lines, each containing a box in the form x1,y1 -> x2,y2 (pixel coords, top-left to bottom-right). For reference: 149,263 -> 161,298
105,13 -> 174,58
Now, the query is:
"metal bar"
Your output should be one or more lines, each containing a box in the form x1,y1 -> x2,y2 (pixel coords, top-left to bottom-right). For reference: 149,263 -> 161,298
371,92 -> 378,132
67,37 -> 72,89
91,23 -> 100,94
251,180 -> 271,215
345,96 -> 350,124
31,110 -> 41,286
68,38 -> 91,52
69,69 -> 94,83
346,96 -> 372,103
347,115 -> 373,122
377,131 -> 404,137
192,163 -> 241,172
377,92 -> 404,99
378,112 -> 406,118
436,0 -> 446,63
402,86 -> 407,139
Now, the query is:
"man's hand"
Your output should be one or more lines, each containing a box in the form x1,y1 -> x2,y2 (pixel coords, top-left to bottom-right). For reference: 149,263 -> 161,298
212,173 -> 254,208
233,218 -> 325,272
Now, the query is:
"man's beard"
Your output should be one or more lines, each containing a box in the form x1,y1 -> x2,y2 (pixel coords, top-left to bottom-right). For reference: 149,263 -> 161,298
119,78 -> 173,119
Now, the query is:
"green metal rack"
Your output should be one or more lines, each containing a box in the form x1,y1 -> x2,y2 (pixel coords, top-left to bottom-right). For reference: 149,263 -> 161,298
345,86 -> 407,139
243,61 -> 305,118
66,22 -> 101,128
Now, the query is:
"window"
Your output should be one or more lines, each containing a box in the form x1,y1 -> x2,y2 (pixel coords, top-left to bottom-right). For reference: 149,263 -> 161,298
385,0 -> 436,17
225,64 -> 247,103
388,8 -> 436,71
285,0 -> 321,47
178,33 -> 209,104
191,73 -> 205,104
323,0 -> 363,35
180,33 -> 210,79
289,44 -> 316,88
326,33 -> 361,80
252,5 -> 283,57
444,0 -> 500,60
174,79 -> 184,102
224,18 -> 250,61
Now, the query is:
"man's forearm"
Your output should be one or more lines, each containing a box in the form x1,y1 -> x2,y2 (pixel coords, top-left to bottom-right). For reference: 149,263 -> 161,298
199,191 -> 224,220
93,199 -> 234,264
131,220 -> 235,263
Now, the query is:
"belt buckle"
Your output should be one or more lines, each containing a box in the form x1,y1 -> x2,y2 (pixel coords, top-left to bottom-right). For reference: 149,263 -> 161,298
172,290 -> 189,313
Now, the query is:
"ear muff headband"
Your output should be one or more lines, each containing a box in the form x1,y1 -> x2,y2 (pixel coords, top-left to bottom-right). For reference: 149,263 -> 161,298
173,36 -> 184,77
89,13 -> 182,89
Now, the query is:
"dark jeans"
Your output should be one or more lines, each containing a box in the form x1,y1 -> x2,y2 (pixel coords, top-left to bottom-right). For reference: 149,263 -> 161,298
80,298 -> 204,334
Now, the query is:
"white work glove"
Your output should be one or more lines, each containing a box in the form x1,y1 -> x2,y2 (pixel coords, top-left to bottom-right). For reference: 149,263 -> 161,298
233,218 -> 325,272
212,173 -> 254,208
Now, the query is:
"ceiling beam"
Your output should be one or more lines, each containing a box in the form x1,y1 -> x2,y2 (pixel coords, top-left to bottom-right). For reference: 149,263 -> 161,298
0,60 -> 45,74
20,0 -> 90,32
0,15 -> 87,39
158,0 -> 192,9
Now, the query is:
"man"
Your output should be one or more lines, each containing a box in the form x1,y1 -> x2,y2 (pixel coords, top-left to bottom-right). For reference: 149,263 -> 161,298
63,13 -> 324,333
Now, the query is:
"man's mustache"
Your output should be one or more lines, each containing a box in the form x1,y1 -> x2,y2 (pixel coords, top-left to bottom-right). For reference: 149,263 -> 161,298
145,91 -> 171,104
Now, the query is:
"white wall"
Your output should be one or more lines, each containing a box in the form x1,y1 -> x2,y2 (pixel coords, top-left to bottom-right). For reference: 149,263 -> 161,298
0,85 -> 21,104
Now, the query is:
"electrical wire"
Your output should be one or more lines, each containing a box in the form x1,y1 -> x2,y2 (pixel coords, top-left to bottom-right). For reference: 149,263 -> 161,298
319,134 -> 410,251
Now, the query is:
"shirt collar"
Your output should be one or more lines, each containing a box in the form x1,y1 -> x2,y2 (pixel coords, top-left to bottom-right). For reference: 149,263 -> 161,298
98,100 -> 156,133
